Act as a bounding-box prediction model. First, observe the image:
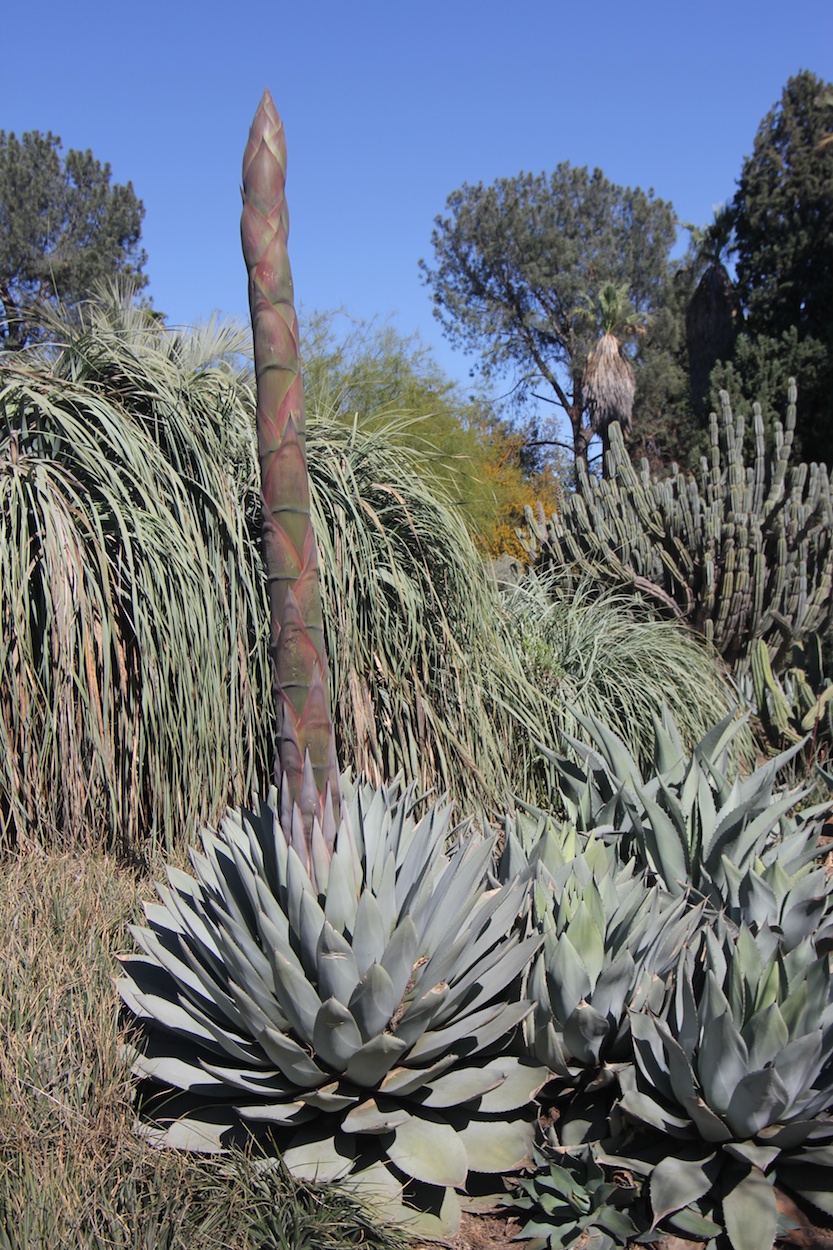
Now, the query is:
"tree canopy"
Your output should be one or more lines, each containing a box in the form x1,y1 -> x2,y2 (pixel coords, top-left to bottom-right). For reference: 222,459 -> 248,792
419,165 -> 684,471
711,71 -> 833,460
0,130 -> 147,348
300,310 -> 561,556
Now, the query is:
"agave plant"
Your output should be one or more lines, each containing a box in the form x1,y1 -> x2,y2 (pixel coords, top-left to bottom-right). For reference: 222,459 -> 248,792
119,777 -> 546,1237
505,1136 -> 641,1250
610,923 -> 833,1250
548,707 -> 826,924
502,815 -> 695,1143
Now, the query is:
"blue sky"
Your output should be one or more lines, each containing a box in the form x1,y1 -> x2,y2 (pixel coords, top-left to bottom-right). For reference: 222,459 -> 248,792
4,0 -> 833,392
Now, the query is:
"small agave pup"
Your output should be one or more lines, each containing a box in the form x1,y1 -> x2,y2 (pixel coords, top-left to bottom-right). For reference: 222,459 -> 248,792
118,92 -> 547,1239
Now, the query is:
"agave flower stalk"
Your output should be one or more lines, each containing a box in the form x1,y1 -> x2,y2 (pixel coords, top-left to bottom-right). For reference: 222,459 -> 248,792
241,90 -> 339,846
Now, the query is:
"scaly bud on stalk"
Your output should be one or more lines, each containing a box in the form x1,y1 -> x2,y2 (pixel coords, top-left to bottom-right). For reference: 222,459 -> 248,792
241,89 -> 339,852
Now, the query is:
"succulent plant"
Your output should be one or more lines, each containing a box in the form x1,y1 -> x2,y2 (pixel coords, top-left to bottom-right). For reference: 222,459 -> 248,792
548,707 -> 825,924
505,1137 -> 641,1250
119,776 -> 546,1238
523,388 -> 833,671
502,816 -> 694,1111
609,923 -> 833,1250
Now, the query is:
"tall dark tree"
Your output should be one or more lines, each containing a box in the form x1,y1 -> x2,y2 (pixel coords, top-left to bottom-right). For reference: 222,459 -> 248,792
420,165 -> 680,472
685,206 -> 741,419
728,70 -> 833,461
0,130 -> 147,348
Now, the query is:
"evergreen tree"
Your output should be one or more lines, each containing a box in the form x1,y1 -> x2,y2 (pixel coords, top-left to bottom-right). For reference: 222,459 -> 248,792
420,165 -> 684,473
728,71 -> 833,461
0,130 -> 147,348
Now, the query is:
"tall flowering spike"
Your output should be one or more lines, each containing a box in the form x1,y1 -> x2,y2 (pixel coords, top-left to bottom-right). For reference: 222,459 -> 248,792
241,89 -> 339,845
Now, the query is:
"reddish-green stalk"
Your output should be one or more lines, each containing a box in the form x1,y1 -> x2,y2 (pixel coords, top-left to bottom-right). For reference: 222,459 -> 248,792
241,90 -> 339,851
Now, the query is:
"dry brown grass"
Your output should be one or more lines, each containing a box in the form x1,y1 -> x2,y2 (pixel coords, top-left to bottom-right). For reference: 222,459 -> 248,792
0,847 -> 410,1249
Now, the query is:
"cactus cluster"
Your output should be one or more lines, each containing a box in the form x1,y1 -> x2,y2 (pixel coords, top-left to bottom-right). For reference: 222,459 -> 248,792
523,389 -> 833,670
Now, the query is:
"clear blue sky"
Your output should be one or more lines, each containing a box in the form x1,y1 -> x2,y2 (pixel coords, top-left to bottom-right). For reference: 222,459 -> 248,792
4,0 -> 833,391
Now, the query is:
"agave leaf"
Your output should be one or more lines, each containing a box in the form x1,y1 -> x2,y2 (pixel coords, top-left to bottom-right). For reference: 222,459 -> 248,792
617,1089 -> 692,1136
743,1002 -> 789,1071
640,792 -> 690,892
726,1068 -> 790,1139
563,1003 -> 611,1066
316,919 -> 361,1006
341,1097 -> 410,1134
437,933 -> 542,1027
352,889 -> 388,975
456,1114 -> 535,1174
131,1051 -> 226,1093
297,888 -> 328,977
379,914 -> 419,1004
410,1000 -> 532,1065
312,997 -> 364,1070
233,1100 -> 315,1124
650,1150 -> 718,1225
343,1032 -> 410,1086
565,901 -> 606,986
266,946 -> 322,1040
629,1012 -> 675,1102
699,1010 -> 749,1116
667,1207 -> 723,1238
777,1163 -> 833,1217
722,1165 -> 777,1250
378,1054 -> 458,1098
681,1095 -> 733,1143
281,1127 -> 355,1182
590,953 -> 636,1024
323,845 -> 359,933
141,1111 -> 232,1153
710,790 -> 800,878
420,1064 -> 507,1108
374,850 -> 398,936
388,1112 -> 468,1187
724,1140 -> 781,1170
348,961 -> 398,1040
548,934 -> 593,1023
387,1182 -> 461,1240
258,1025 -> 329,1086
393,981 -> 451,1047
773,1031 -> 825,1110
475,1060 -> 550,1113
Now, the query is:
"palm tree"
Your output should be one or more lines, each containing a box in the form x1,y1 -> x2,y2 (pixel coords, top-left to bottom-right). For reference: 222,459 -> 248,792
685,206 -> 741,418
581,282 -> 642,468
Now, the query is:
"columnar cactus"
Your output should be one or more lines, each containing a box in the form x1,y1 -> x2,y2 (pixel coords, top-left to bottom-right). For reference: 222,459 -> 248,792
241,90 -> 340,846
524,386 -> 833,671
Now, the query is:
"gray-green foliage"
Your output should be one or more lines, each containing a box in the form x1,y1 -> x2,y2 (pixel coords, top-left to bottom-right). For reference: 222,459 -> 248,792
615,924 -> 833,1250
546,707 -> 832,944
119,776 -> 546,1238
505,1139 -> 640,1249
524,386 -> 833,670
501,576 -> 748,779
0,290 -> 543,852
0,295 -> 269,854
306,407 -> 546,821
